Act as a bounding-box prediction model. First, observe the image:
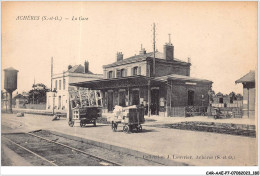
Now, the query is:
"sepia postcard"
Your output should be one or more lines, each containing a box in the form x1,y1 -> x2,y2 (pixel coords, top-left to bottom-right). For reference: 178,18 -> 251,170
1,1 -> 259,175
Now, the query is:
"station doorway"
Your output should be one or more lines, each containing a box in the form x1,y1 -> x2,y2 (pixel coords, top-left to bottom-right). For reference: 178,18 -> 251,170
151,89 -> 159,115
108,92 -> 114,112
119,91 -> 126,107
132,90 -> 140,105
188,90 -> 194,106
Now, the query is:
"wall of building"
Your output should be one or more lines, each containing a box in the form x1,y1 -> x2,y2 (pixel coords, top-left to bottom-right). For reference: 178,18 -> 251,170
165,82 -> 210,117
242,87 -> 255,118
52,76 -> 68,91
154,61 -> 190,77
170,82 -> 210,107
103,60 -> 191,79
101,86 -> 147,112
100,80 -> 211,117
15,99 -> 27,108
103,61 -> 147,79
46,90 -> 69,111
47,73 -> 102,111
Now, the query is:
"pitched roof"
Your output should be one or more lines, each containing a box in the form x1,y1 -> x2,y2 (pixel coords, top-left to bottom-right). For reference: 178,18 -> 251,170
216,92 -> 223,97
152,74 -> 212,84
13,94 -> 27,99
4,67 -> 19,72
67,64 -> 93,74
235,70 -> 255,83
103,51 -> 189,68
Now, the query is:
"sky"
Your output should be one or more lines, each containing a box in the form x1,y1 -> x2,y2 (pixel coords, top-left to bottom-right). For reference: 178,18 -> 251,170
2,1 -> 258,94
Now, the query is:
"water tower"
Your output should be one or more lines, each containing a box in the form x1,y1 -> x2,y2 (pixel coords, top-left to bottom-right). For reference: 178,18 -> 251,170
4,67 -> 18,113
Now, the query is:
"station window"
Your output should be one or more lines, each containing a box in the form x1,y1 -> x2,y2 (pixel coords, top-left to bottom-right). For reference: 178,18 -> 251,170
108,71 -> 113,79
59,80 -> 61,90
219,98 -> 223,104
133,67 -> 138,76
121,69 -> 126,77
116,69 -> 121,78
63,79 -> 66,90
55,80 -> 57,90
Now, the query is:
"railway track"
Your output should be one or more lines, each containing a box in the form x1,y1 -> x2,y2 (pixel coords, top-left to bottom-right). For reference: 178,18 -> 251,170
2,132 -> 122,166
2,130 -> 177,166
3,136 -> 58,166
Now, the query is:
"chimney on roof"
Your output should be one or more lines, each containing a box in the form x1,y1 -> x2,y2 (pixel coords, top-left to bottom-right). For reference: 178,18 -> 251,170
68,65 -> 72,70
188,57 -> 191,63
163,34 -> 174,61
116,52 -> 123,62
84,60 -> 89,73
139,44 -> 146,55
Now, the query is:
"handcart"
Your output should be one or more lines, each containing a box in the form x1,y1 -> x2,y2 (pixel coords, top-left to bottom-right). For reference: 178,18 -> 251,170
68,88 -> 102,127
110,105 -> 145,133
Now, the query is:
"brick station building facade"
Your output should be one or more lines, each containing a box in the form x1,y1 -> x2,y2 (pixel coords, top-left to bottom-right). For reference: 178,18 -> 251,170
71,41 -> 213,117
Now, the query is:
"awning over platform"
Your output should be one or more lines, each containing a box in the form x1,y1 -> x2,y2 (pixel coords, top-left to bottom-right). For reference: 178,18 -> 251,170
70,74 -> 212,89
69,75 -> 159,89
153,74 -> 212,84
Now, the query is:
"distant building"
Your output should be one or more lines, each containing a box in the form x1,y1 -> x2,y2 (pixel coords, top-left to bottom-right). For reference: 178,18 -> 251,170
71,39 -> 213,117
212,92 -> 243,108
46,61 -> 102,111
235,70 -> 255,118
13,93 -> 28,108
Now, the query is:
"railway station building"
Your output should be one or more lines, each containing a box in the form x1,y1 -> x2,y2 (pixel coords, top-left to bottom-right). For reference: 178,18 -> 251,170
71,40 -> 213,117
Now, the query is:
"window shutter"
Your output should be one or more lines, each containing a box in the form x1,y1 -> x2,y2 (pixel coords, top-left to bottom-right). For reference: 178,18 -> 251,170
125,69 -> 127,77
138,66 -> 141,75
131,68 -> 134,76
112,70 -> 115,78
107,72 -> 109,79
63,79 -> 66,90
117,70 -> 121,78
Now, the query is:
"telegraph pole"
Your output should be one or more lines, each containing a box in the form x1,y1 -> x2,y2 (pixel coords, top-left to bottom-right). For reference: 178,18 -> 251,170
153,23 -> 156,76
148,23 -> 156,117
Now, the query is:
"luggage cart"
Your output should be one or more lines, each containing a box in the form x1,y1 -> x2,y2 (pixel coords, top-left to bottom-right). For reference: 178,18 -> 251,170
68,107 -> 101,127
68,89 -> 102,127
111,106 -> 145,133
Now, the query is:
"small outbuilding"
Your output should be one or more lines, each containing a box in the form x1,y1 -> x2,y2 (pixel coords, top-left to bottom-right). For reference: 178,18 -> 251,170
235,70 -> 256,118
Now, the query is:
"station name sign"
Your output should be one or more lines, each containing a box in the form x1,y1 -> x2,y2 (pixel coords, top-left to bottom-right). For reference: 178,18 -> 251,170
185,82 -> 197,85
